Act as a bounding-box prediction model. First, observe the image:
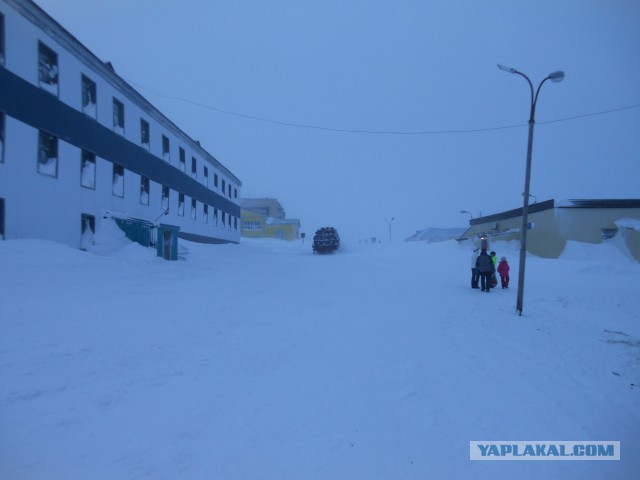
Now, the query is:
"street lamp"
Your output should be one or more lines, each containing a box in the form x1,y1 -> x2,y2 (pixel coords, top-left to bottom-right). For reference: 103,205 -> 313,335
498,63 -> 564,316
460,210 -> 473,221
384,217 -> 395,243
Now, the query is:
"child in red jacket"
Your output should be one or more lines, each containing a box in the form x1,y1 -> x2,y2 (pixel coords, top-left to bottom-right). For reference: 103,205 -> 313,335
497,256 -> 510,289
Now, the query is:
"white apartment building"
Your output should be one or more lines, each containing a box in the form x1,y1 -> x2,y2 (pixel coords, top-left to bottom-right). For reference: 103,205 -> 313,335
0,0 -> 242,249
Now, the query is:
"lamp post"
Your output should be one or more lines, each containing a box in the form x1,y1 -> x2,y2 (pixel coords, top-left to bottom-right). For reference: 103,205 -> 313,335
498,64 -> 564,316
384,217 -> 395,243
460,210 -> 473,221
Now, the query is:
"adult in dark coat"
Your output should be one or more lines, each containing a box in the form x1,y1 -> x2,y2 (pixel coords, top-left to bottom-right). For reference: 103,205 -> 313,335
475,249 -> 495,292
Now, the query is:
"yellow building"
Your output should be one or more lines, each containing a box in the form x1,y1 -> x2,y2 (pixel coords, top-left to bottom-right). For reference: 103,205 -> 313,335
461,199 -> 640,260
240,198 -> 301,241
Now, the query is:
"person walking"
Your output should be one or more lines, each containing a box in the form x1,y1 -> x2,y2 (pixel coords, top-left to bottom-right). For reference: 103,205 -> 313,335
475,249 -> 495,293
470,247 -> 480,288
497,256 -> 510,289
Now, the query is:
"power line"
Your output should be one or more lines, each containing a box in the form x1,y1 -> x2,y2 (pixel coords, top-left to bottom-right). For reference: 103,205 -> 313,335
127,79 -> 640,136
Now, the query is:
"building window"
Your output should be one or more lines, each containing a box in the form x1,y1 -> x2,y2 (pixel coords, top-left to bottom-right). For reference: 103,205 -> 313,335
80,214 -> 95,251
214,208 -> 218,226
191,198 -> 197,220
0,198 -> 5,240
161,185 -> 170,211
178,193 -> 185,216
80,150 -> 96,189
214,173 -> 218,188
38,41 -> 58,96
203,167 -> 208,187
179,147 -> 186,172
234,217 -> 238,230
37,130 -> 58,177
222,179 -> 226,194
112,164 -> 124,197
203,204 -> 208,224
191,157 -> 197,179
221,211 -> 226,228
234,188 -> 237,199
0,112 -> 4,163
140,119 -> 150,149
112,98 -> 125,134
140,176 -> 150,205
228,184 -> 232,198
243,220 -> 261,231
162,135 -> 170,161
0,13 -> 5,65
81,75 -> 97,118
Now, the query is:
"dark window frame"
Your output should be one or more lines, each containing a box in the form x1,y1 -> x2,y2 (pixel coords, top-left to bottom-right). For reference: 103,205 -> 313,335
37,130 -> 58,178
162,135 -> 170,161
140,119 -> 150,149
81,74 -> 97,118
112,163 -> 125,197
80,213 -> 96,251
178,192 -> 185,216
179,147 -> 186,172
80,149 -> 96,189
38,41 -> 59,96
112,98 -> 125,133
161,185 -> 170,212
140,175 -> 150,206
191,197 -> 197,220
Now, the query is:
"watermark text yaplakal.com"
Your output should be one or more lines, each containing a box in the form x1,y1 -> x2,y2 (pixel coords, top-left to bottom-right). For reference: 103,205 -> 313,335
470,441 -> 620,461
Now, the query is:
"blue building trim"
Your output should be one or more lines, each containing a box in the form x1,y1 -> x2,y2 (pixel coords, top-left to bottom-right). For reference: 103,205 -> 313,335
178,231 -> 238,245
0,66 -> 240,217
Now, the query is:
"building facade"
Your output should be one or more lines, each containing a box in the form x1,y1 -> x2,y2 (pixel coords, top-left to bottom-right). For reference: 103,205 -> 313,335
0,0 -> 241,248
461,199 -> 640,260
240,198 -> 301,241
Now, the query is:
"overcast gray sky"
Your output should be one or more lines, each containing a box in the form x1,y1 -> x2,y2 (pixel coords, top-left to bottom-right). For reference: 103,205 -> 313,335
34,0 -> 640,242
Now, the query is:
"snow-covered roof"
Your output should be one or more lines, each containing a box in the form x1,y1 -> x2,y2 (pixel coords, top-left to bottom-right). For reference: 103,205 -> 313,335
615,218 -> 640,231
405,227 -> 466,242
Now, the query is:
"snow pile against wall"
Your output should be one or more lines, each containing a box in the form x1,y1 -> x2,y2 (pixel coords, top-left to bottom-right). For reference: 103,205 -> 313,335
86,217 -> 145,257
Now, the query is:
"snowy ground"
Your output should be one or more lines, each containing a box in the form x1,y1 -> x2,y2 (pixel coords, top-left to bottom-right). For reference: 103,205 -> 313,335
1,231 -> 639,479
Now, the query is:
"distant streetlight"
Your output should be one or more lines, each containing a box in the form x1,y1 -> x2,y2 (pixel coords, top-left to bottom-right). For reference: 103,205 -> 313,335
498,63 -> 564,316
384,217 -> 395,242
527,193 -> 538,204
460,210 -> 473,221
